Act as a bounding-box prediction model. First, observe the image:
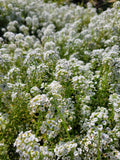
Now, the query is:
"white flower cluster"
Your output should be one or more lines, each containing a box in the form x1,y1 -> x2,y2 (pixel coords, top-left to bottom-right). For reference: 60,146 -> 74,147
72,75 -> 95,103
30,94 -> 50,113
89,107 -> 108,128
109,93 -> 120,122
54,141 -> 77,159
80,107 -> 119,160
40,119 -> 60,139
14,130 -> 53,160
14,130 -> 40,160
47,81 -> 63,94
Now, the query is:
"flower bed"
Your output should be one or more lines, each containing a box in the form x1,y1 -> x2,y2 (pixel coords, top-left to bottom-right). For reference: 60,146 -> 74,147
0,0 -> 120,159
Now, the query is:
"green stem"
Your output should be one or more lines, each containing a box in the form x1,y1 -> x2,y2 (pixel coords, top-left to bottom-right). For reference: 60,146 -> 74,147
54,102 -> 71,141
35,114 -> 41,137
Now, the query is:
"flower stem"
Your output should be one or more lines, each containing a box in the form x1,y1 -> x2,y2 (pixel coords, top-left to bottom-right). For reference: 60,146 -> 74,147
53,100 -> 71,141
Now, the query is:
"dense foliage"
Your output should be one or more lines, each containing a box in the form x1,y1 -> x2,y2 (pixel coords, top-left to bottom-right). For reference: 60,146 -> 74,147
0,0 -> 120,159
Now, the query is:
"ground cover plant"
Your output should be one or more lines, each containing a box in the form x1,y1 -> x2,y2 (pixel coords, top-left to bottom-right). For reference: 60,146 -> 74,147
0,0 -> 120,159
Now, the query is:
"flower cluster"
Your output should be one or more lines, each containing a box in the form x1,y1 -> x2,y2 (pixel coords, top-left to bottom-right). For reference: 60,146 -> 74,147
14,130 -> 53,160
14,130 -> 40,160
109,93 -> 120,122
54,141 -> 77,159
29,94 -> 50,113
79,107 -> 120,160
